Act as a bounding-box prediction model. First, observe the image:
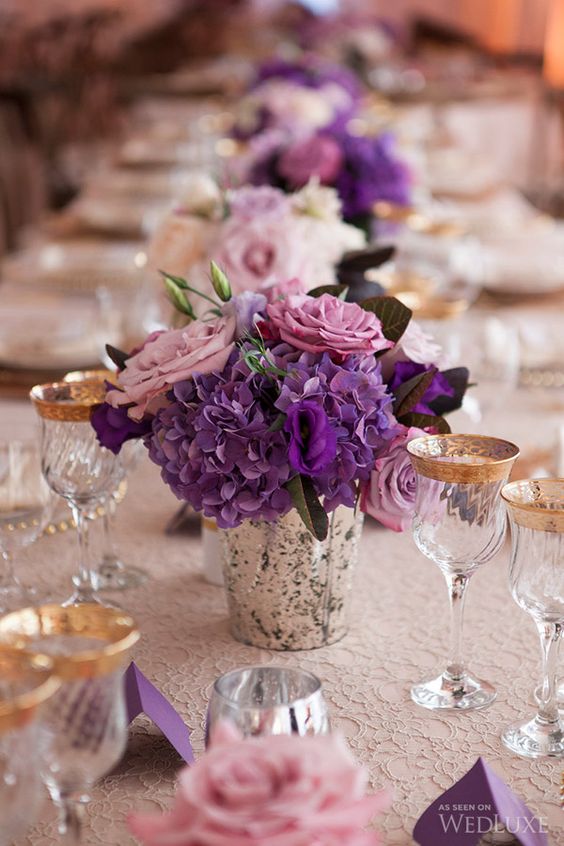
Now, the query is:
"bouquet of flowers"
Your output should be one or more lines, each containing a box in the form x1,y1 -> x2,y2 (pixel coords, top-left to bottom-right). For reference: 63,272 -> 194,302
245,128 -> 412,227
129,722 -> 390,846
233,56 -> 362,139
148,183 -> 366,297
93,262 -> 468,540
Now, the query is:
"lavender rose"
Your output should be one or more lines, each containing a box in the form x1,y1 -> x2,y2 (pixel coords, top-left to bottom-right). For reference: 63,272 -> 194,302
267,293 -> 393,358
106,315 -> 237,420
361,426 -> 427,531
129,721 -> 389,846
277,135 -> 344,188
228,185 -> 290,220
284,399 -> 337,475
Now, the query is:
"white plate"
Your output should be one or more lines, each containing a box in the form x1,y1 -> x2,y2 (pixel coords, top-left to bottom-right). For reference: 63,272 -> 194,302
481,225 -> 564,295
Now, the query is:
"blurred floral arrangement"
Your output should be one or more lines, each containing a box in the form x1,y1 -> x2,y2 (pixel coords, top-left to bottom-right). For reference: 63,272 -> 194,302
129,722 -> 390,846
148,182 -> 366,296
93,253 -> 468,538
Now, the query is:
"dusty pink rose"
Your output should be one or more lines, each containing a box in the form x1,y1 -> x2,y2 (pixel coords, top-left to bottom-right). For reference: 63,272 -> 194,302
361,426 -> 427,532
278,135 -> 344,188
260,276 -> 307,303
128,721 -> 389,846
107,316 -> 236,420
267,293 -> 393,358
228,185 -> 290,220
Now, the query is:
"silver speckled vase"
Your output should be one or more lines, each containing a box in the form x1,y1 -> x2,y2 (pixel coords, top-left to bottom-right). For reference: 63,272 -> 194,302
218,506 -> 364,651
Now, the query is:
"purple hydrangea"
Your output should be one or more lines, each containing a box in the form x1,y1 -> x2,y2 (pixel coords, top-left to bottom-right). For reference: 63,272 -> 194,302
147,353 -> 293,529
334,131 -> 411,220
273,346 -> 399,511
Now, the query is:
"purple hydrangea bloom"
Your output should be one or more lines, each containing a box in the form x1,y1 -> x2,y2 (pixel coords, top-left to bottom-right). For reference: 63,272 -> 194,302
274,347 -> 399,511
147,353 -> 293,529
284,399 -> 337,476
91,401 -> 152,455
334,131 -> 411,219
390,361 -> 455,416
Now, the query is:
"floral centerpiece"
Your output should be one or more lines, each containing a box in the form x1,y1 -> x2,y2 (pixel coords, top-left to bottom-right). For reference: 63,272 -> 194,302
148,183 -> 366,298
93,262 -> 468,649
232,56 -> 362,139
129,722 -> 390,846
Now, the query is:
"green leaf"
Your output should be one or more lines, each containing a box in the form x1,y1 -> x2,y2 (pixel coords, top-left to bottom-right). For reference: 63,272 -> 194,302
308,284 -> 350,299
359,296 -> 412,344
163,276 -> 196,319
209,261 -> 232,302
267,413 -> 286,432
393,368 -> 437,417
398,412 -> 451,434
105,344 -> 129,370
285,475 -> 329,541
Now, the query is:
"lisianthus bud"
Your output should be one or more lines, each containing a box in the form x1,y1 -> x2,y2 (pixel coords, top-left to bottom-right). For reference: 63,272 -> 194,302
210,261 -> 232,302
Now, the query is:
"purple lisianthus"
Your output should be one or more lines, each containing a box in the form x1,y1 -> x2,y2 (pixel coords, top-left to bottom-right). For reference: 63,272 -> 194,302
391,361 -> 454,416
91,400 -> 152,455
222,291 -> 267,339
274,346 -> 399,511
284,399 -> 337,476
335,131 -> 411,220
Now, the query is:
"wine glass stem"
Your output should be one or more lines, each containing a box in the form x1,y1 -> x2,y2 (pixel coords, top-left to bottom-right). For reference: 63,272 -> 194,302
536,621 -> 562,725
102,499 -> 117,563
0,549 -> 17,588
71,506 -> 95,603
58,794 -> 85,845
445,572 -> 469,680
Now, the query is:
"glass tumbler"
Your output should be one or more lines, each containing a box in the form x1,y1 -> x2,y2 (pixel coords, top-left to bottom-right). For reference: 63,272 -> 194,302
30,381 -> 124,606
407,434 -> 519,711
501,479 -> 564,758
0,646 -> 59,846
0,603 -> 139,843
206,666 -> 330,742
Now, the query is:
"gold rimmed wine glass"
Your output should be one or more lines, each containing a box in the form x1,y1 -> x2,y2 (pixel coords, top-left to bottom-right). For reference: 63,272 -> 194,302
63,370 -> 148,592
0,646 -> 60,846
30,381 -> 124,606
407,434 -> 520,711
501,479 -> 564,758
0,603 -> 139,843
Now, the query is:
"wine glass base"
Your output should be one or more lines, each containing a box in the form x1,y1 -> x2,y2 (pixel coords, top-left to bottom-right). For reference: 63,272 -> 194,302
502,718 -> 564,758
94,561 -> 148,592
411,671 -> 496,711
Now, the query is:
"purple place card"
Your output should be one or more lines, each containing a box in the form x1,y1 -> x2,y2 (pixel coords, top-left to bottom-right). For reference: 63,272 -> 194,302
125,661 -> 195,765
413,758 -> 548,846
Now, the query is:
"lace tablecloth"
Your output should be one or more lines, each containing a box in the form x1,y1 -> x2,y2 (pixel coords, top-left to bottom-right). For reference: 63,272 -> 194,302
3,389 -> 562,846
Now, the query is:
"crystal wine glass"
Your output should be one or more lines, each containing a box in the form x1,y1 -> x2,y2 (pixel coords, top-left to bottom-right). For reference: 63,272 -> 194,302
501,479 -> 564,757
0,603 -> 139,843
0,646 -> 59,846
63,371 -> 148,592
30,381 -> 124,606
0,440 -> 54,611
407,433 -> 520,711
206,666 -> 330,744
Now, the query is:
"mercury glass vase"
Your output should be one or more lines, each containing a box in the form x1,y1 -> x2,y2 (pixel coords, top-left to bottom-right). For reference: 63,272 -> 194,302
218,506 -> 363,651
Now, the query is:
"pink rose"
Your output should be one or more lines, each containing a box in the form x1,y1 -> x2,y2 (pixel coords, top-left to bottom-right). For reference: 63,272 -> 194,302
267,293 -> 394,358
228,185 -> 289,220
128,721 -> 390,846
107,316 -> 236,420
210,217 -> 311,295
278,135 -> 344,188
361,426 -> 427,532
260,276 -> 307,303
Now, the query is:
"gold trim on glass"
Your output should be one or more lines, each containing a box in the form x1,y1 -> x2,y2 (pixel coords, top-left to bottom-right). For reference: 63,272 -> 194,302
408,434 -> 520,483
372,201 -> 466,237
501,479 -> 564,532
63,369 -> 118,385
0,647 -> 59,733
0,604 -> 139,680
30,381 -> 107,422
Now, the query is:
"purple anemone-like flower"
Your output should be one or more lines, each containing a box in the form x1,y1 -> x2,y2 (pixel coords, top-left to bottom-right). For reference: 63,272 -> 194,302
390,361 -> 454,416
284,399 -> 337,476
91,400 -> 152,455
